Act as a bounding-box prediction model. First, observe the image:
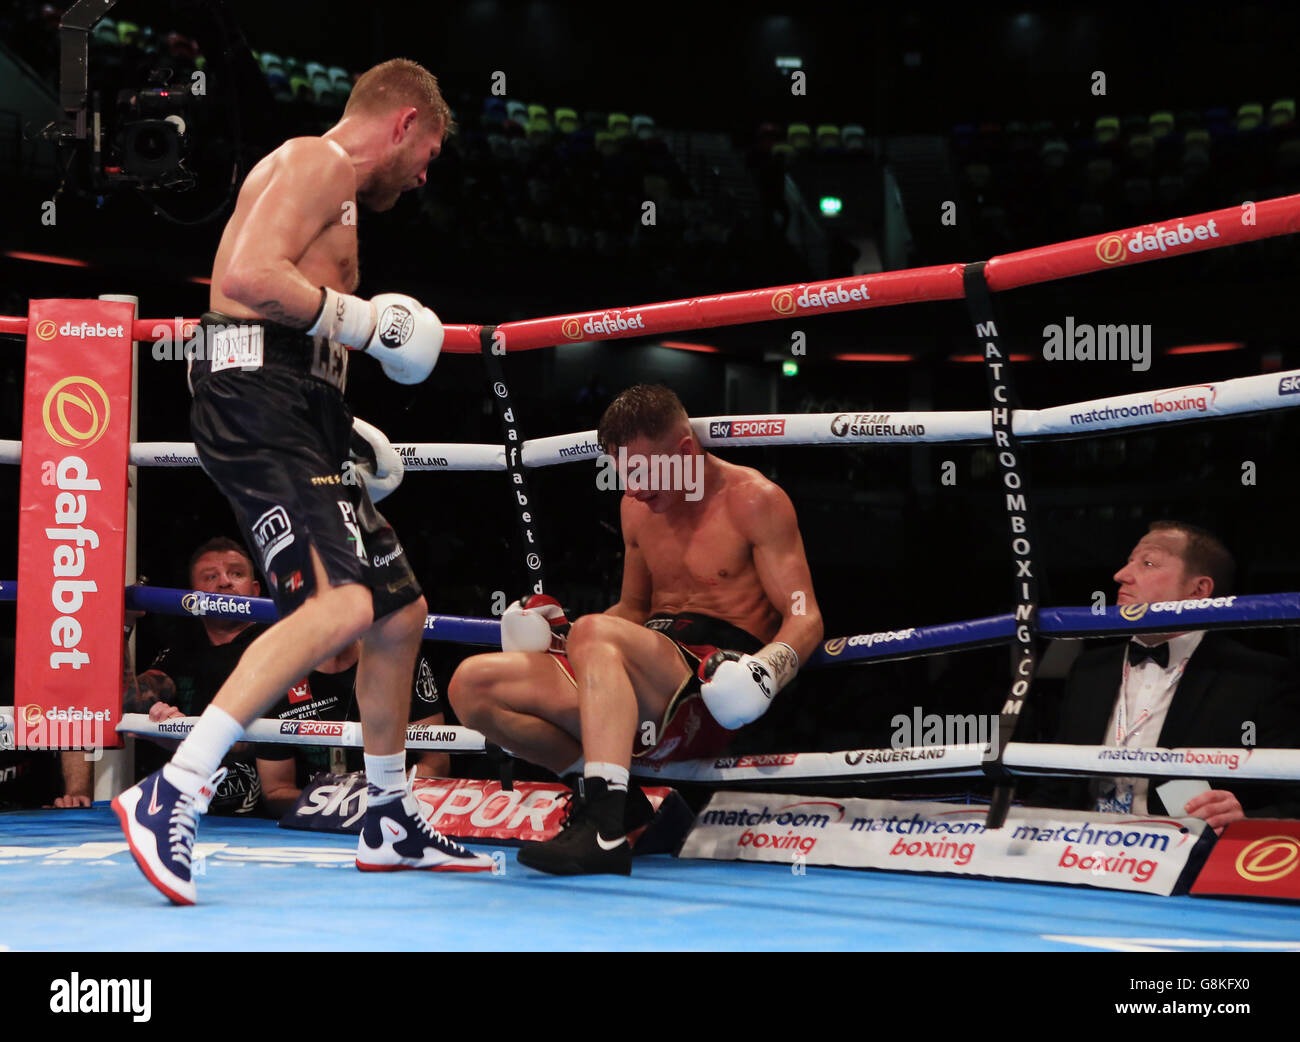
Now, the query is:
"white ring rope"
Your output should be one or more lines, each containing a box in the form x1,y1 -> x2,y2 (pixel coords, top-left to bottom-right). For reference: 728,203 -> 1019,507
92,709 -> 1300,784
2,367 -> 1293,469
111,712 -> 489,752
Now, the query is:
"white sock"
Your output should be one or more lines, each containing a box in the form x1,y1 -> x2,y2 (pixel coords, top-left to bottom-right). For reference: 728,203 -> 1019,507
170,705 -> 244,789
585,761 -> 629,792
365,752 -> 409,806
561,755 -> 585,778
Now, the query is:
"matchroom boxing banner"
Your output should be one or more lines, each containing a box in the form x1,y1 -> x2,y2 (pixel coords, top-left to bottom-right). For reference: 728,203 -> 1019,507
679,792 -> 1214,895
15,300 -> 133,748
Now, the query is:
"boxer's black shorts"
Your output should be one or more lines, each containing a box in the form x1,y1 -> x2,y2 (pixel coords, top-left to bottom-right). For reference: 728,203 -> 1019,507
188,311 -> 422,620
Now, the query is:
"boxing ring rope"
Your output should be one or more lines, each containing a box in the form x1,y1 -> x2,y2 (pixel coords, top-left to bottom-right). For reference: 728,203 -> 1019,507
3,196 -> 1295,353
4,583 -> 1299,663
3,361 -> 1294,467
4,193 -> 1300,790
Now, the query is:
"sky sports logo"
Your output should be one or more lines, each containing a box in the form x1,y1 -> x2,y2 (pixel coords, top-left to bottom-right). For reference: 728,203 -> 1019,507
709,419 -> 787,438
1280,375 -> 1300,396
279,721 -> 345,737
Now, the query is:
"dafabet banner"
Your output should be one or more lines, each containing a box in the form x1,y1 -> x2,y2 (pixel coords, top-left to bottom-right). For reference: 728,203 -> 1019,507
16,299 -> 131,748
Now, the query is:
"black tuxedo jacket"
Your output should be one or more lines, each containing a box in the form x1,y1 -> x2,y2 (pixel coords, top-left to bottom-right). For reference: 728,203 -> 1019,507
1024,633 -> 1300,818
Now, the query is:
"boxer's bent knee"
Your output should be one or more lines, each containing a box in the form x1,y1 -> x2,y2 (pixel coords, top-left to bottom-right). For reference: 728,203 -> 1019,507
567,613 -> 629,656
448,654 -> 500,724
450,652 -> 574,719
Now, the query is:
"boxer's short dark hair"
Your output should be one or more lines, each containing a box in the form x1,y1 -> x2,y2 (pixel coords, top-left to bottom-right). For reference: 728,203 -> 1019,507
188,537 -> 255,587
345,58 -> 456,135
598,384 -> 690,452
1148,520 -> 1236,595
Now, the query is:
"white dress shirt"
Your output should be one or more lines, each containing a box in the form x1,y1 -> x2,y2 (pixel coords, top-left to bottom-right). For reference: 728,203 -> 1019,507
1094,630 -> 1206,815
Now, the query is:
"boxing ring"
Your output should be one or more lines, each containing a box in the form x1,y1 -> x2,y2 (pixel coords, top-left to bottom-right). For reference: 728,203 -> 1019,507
4,194 -> 1300,950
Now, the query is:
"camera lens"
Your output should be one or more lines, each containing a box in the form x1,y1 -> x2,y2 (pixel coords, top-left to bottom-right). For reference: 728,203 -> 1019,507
122,119 -> 180,176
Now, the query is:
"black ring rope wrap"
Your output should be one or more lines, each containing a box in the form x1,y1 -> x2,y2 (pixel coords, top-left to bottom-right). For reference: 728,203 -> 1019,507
478,325 -> 548,597
964,261 -> 1042,828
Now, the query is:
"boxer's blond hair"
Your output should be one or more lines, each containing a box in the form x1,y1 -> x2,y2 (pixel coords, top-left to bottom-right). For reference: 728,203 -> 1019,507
598,384 -> 692,452
345,58 -> 456,135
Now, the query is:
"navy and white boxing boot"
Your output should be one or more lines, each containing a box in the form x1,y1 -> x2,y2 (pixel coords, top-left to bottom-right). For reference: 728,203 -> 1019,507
114,764 -> 229,906
356,774 -> 494,872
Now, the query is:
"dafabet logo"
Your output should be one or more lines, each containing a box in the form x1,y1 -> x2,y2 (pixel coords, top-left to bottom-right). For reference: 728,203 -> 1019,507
42,376 -> 110,448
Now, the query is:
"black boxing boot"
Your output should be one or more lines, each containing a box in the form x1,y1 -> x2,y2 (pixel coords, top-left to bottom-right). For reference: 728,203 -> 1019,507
518,776 -> 631,876
624,784 -> 656,834
561,771 -> 654,835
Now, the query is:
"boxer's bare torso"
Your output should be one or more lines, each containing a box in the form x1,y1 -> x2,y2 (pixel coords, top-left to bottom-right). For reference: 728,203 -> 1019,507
209,138 -> 361,325
621,456 -> 787,643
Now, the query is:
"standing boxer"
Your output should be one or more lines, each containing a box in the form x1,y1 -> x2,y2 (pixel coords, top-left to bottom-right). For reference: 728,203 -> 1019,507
116,58 -> 492,905
450,385 -> 824,875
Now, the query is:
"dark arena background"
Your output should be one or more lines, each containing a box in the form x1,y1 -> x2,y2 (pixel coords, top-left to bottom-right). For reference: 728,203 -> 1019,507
3,0 -> 1300,970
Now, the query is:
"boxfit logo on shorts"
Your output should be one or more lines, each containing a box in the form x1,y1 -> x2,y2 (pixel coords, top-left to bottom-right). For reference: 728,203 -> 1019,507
42,376 -> 111,448
377,304 -> 414,348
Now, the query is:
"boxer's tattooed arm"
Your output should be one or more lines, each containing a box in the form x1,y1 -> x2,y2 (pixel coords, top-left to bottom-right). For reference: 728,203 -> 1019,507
254,298 -> 312,330
760,642 -> 800,690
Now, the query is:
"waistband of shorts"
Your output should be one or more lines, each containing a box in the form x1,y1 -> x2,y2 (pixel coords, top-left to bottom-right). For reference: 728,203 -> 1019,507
189,311 -> 344,389
644,612 -> 765,653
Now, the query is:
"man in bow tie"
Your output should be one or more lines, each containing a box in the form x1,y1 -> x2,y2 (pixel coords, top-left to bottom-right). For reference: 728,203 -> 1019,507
1029,521 -> 1300,831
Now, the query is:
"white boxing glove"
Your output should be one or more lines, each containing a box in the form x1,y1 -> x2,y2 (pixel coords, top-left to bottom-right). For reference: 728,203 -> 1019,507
366,294 -> 442,384
499,594 -> 570,654
349,416 -> 403,503
699,642 -> 800,730
307,287 -> 442,385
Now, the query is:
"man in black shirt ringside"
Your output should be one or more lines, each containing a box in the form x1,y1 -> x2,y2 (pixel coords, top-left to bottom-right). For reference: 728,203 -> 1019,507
128,538 -> 450,816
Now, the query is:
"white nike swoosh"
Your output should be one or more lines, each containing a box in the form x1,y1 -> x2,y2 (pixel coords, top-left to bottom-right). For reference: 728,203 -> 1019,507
595,833 -> 627,851
147,778 -> 163,816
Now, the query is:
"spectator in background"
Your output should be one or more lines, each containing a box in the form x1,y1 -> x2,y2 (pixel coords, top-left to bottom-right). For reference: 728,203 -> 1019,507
127,536 -> 268,814
1027,521 -> 1300,830
130,537 -> 268,718
128,537 -> 451,817
251,637 -> 449,816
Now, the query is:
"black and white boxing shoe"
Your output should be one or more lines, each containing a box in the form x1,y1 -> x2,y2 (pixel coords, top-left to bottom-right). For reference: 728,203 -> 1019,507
517,776 -> 632,876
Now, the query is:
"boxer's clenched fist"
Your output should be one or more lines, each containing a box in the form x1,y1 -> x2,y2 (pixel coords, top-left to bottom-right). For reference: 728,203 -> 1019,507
308,287 -> 442,384
699,651 -> 774,730
499,594 -> 570,654
699,641 -> 800,730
